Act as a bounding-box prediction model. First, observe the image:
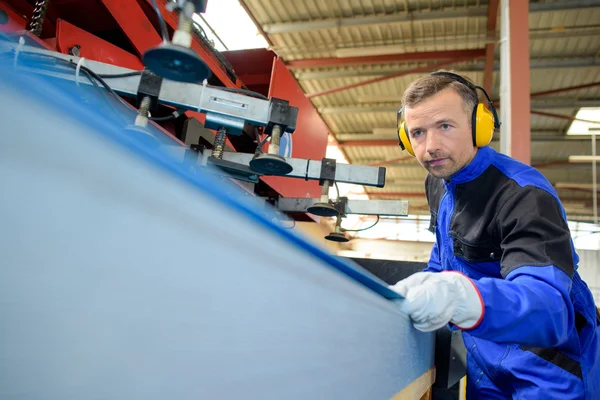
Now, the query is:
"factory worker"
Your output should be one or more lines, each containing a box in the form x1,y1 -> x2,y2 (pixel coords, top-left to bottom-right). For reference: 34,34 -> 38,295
389,70 -> 600,399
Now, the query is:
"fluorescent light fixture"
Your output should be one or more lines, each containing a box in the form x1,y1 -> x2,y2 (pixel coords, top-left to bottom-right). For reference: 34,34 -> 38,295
566,108 -> 600,135
568,156 -> 600,163
191,0 -> 268,51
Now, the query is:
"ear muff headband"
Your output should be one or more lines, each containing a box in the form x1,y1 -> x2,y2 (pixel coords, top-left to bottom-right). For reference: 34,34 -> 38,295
429,71 -> 501,147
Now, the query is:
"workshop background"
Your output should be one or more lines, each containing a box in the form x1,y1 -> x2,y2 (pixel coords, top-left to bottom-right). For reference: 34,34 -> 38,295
231,0 -> 600,303
1,0 -> 599,304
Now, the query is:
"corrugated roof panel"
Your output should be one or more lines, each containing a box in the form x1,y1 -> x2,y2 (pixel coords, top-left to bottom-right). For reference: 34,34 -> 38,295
530,67 -> 600,96
531,7 -> 600,30
343,145 -> 404,163
531,108 -> 579,132
323,111 -> 394,133
531,35 -> 600,58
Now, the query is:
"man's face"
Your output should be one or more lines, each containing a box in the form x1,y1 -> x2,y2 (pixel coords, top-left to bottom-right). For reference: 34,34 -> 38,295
404,88 -> 478,180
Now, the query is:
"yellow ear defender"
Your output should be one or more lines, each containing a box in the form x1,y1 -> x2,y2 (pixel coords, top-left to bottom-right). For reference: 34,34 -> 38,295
397,72 -> 501,157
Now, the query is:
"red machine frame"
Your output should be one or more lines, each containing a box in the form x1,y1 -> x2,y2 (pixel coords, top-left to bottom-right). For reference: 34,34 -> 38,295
0,0 -> 328,199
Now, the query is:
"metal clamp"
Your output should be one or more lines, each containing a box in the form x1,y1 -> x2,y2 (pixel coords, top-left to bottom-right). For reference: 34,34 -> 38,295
136,69 -> 163,112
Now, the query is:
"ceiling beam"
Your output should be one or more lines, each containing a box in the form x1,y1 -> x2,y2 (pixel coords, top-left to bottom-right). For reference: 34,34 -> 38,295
530,82 -> 600,98
319,99 -> 600,114
353,82 -> 600,104
294,57 -> 600,80
278,26 -> 600,57
336,133 -> 595,142
531,110 -> 600,124
262,0 -> 600,35
338,138 -> 597,148
286,49 -> 485,69
306,57 -> 480,99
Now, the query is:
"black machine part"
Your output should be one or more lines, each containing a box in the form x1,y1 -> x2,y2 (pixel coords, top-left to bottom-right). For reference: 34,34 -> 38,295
137,69 -> 163,112
265,98 -> 298,136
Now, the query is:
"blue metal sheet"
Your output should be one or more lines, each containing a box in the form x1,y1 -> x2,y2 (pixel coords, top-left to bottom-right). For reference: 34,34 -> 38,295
0,46 -> 433,400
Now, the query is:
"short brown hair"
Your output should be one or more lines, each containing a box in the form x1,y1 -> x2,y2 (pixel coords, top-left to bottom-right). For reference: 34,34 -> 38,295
401,70 -> 479,122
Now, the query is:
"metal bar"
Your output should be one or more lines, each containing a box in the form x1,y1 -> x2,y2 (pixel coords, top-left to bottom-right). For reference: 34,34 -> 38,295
335,132 -> 592,142
530,82 -> 600,98
295,57 -> 600,80
162,149 -> 387,187
261,0 -> 600,35
483,0 -> 500,94
320,99 -> 600,114
277,26 -> 600,58
306,57 -> 481,98
592,132 -> 598,224
276,198 -> 409,216
531,110 -> 600,124
1,44 -> 291,134
264,7 -> 488,34
220,153 -> 386,187
338,137 -> 598,148
286,49 -> 486,69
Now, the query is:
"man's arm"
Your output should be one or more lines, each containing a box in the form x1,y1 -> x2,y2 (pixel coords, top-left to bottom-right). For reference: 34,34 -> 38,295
463,185 -> 575,347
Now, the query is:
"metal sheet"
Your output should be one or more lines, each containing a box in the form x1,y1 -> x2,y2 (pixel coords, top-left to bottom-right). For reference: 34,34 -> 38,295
0,49 -> 435,400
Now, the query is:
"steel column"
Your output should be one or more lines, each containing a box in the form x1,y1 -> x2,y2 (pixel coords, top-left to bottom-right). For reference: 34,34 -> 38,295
483,0 -> 499,95
499,0 -> 531,165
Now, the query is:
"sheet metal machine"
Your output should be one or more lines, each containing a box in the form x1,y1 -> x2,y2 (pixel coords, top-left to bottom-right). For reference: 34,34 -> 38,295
0,32 -> 445,400
0,36 -> 409,243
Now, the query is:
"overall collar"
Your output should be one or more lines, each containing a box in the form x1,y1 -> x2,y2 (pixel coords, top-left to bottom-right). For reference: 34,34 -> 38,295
446,146 -> 494,185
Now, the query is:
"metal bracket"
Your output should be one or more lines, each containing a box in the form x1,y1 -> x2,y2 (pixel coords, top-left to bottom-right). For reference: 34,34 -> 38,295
166,149 -> 387,187
334,197 -> 348,217
319,158 -> 337,186
277,198 -> 409,217
136,69 -> 163,112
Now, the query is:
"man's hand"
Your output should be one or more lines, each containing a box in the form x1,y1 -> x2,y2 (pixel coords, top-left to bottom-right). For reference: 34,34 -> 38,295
389,271 -> 484,332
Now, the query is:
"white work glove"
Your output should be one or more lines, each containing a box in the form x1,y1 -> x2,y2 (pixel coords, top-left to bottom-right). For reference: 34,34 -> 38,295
390,271 -> 484,332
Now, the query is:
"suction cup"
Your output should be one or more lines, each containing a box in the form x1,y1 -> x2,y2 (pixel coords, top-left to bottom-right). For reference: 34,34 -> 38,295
325,232 -> 349,242
306,202 -> 339,217
249,153 -> 293,175
142,43 -> 212,83
124,125 -> 161,148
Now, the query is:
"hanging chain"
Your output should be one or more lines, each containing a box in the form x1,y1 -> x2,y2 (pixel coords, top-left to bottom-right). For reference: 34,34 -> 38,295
27,0 -> 51,37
